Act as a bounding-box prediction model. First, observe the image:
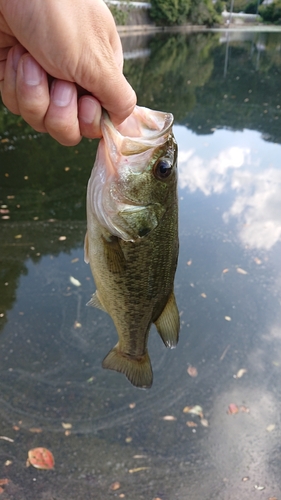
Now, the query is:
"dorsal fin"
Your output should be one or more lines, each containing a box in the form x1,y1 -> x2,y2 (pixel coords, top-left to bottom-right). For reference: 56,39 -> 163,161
154,291 -> 180,348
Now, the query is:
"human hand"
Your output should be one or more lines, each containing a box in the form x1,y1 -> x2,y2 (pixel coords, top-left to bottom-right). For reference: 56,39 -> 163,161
0,0 -> 136,145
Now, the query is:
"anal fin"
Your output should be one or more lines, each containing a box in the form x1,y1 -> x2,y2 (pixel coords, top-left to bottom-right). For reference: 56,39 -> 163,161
154,291 -> 180,348
102,344 -> 153,389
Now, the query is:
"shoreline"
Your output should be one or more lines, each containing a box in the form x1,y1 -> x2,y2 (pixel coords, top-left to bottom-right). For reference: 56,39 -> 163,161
117,24 -> 281,35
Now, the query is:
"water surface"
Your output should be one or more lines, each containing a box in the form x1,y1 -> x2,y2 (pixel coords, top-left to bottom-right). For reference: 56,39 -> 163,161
0,29 -> 281,499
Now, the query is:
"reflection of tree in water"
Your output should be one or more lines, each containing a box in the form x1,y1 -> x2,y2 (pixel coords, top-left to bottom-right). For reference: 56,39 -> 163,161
0,115 -> 98,332
0,222 -> 86,333
124,33 -> 217,120
183,32 -> 281,141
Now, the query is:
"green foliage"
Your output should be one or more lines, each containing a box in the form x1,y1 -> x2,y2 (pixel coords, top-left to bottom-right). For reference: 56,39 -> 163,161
259,0 -> 281,23
150,0 -> 191,25
214,0 -> 224,14
108,3 -> 129,25
245,0 -> 260,14
188,0 -> 221,25
225,0 -> 259,12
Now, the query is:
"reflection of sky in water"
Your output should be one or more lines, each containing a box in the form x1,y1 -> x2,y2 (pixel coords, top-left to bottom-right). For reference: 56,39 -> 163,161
175,125 -> 281,250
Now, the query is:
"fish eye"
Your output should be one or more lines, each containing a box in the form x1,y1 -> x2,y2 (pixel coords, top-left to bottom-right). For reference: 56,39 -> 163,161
153,158 -> 173,180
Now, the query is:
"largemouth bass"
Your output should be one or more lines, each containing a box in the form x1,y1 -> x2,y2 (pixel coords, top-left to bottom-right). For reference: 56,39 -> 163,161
84,105 -> 179,389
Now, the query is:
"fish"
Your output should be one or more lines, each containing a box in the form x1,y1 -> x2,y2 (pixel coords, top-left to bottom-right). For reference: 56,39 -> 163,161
84,105 -> 179,389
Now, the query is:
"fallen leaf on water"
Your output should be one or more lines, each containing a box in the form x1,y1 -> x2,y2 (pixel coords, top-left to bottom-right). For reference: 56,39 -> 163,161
14,234 -> 22,239
242,476 -> 249,482
125,437 -> 132,443
58,236 -> 66,241
236,267 -> 248,275
187,259 -> 192,266
129,467 -> 149,473
4,461 -> 12,466
254,485 -> 265,491
29,427 -> 42,433
266,424 -> 275,432
119,495 -> 125,498
71,258 -> 79,263
27,447 -> 55,470
227,403 -> 239,415
224,316 -> 231,321
162,415 -> 177,421
186,421 -> 197,427
110,481 -> 121,491
0,480 -> 9,486
183,405 -> 204,418
69,276 -> 81,287
0,436 -> 14,442
201,418 -> 209,427
129,403 -> 136,409
200,293 -> 207,298
187,365 -> 198,377
73,321 -> 82,329
62,422 -> 72,430
222,268 -> 229,274
240,405 -> 250,413
235,368 -> 247,378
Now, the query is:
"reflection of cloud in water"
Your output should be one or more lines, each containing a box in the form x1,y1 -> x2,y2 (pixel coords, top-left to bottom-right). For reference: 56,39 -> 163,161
178,146 -> 250,195
176,126 -> 281,250
223,168 -> 281,250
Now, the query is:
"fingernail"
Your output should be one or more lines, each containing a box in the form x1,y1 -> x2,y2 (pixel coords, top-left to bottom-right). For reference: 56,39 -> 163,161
51,80 -> 74,107
12,45 -> 26,72
79,97 -> 99,124
22,55 -> 43,85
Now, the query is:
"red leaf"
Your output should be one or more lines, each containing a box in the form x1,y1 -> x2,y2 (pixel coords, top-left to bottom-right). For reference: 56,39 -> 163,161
27,447 -> 55,470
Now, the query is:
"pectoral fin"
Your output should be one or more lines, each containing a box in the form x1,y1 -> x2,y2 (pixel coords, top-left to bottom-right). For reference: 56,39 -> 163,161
154,291 -> 180,348
86,291 -> 107,312
102,234 -> 126,274
102,344 -> 153,389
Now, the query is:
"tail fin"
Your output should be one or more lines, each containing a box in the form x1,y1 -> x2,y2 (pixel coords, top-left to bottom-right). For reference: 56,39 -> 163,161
102,345 -> 153,389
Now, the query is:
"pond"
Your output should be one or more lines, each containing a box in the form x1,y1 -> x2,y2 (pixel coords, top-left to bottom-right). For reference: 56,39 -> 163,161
0,29 -> 281,499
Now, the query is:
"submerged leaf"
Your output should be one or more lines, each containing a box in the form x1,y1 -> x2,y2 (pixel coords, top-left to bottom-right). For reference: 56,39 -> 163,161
227,403 -> 239,415
187,365 -> 198,377
110,481 -> 121,491
129,467 -> 150,473
186,421 -> 197,427
236,267 -> 248,275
